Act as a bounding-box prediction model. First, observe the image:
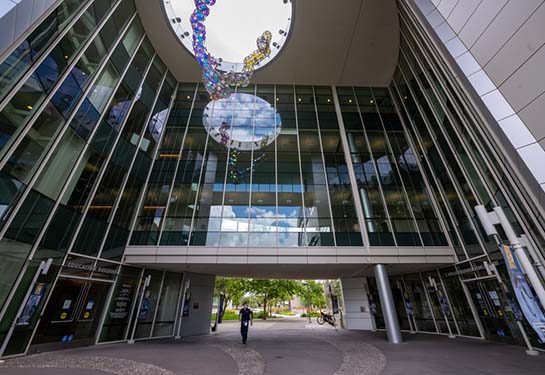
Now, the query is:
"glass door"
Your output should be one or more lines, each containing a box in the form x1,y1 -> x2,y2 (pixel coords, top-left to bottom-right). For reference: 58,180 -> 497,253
465,279 -> 518,344
29,278 -> 110,352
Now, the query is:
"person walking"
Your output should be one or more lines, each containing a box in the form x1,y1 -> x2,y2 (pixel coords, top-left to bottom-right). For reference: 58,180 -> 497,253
239,303 -> 253,344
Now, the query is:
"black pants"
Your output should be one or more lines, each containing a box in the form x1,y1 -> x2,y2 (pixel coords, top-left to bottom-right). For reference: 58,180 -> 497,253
240,321 -> 249,343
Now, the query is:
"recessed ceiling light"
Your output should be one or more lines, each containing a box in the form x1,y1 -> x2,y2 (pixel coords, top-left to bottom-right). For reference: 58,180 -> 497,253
370,100 -> 374,104
348,99 -> 352,103
26,105 -> 33,110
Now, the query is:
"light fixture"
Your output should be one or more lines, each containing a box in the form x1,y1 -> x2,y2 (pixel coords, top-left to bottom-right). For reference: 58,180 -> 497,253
370,100 -> 374,104
26,105 -> 33,110
348,99 -> 352,103
187,95 -> 191,100
298,98 -> 301,102
327,99 -> 331,102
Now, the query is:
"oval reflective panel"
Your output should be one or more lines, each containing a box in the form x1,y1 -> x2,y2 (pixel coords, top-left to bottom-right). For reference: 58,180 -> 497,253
203,93 -> 281,151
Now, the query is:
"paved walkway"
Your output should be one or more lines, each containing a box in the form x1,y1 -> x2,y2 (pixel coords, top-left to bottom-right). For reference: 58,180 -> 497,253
1,318 -> 543,375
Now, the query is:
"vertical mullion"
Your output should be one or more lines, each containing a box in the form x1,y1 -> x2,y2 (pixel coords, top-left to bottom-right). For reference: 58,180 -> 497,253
152,83 -> 198,245
311,86 -> 337,247
370,88 -> 424,247
352,87 -> 393,247
293,86 -> 308,248
125,80 -> 179,248
96,59 -> 167,258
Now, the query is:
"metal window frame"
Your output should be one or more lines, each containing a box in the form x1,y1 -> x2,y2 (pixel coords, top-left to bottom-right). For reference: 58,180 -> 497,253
0,9 -> 139,327
95,62 -> 169,259
331,85 -> 370,248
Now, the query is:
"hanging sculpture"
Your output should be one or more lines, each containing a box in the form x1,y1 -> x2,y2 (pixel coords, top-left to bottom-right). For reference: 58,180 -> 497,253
218,120 -> 267,184
190,0 -> 272,100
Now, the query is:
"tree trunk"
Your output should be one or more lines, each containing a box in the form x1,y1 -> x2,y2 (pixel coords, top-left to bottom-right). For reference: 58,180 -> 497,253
218,294 -> 229,323
262,297 -> 268,320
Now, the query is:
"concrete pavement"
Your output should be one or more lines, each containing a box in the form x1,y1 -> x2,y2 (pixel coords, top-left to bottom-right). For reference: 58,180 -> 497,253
0,318 -> 543,375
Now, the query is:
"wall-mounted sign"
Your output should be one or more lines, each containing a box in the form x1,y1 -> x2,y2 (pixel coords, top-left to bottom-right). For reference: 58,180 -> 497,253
17,282 -> 46,326
110,284 -> 133,319
183,292 -> 191,317
64,261 -> 118,275
139,290 -> 152,320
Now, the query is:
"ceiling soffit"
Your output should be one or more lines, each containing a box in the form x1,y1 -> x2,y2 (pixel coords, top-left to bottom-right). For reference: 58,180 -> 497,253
135,0 -> 399,86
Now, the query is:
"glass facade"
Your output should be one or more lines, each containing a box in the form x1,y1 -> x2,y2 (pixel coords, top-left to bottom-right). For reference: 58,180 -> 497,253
130,84 -> 445,248
384,0 -> 545,349
0,0 -> 183,357
0,0 -> 544,358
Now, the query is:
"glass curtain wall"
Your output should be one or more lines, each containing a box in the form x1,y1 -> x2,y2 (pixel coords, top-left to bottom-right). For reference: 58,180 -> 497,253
336,87 -> 445,246
0,0 -> 135,328
0,0 -> 183,356
132,84 -> 447,248
391,0 -> 545,348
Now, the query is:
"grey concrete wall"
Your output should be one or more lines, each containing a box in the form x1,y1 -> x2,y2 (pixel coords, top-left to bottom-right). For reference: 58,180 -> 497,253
0,0 -> 61,59
340,277 -> 374,330
180,272 -> 215,337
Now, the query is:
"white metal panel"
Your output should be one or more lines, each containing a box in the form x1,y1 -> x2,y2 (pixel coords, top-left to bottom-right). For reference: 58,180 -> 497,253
486,4 -> 545,86
446,0 -> 481,34
469,0 -> 542,65
498,43 -> 545,112
518,90 -> 545,141
458,0 -> 508,48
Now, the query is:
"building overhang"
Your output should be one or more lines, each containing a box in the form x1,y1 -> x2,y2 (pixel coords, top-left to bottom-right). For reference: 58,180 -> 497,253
135,0 -> 400,86
123,246 -> 456,278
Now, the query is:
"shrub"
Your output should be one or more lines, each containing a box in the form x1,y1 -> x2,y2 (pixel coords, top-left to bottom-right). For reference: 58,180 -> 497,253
301,311 -> 321,317
255,311 -> 278,319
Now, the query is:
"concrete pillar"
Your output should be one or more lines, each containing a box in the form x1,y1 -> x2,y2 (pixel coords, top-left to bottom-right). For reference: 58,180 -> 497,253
374,264 -> 402,343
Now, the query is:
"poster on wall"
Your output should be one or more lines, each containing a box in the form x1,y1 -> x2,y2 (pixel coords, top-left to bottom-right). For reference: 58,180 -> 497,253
17,283 -> 46,326
139,290 -> 152,320
183,291 -> 191,317
500,244 -> 545,342
331,295 -> 339,314
403,292 -> 414,316
110,283 -> 133,319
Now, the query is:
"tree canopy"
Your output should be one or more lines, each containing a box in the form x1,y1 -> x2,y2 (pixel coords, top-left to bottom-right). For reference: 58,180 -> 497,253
214,278 -> 327,320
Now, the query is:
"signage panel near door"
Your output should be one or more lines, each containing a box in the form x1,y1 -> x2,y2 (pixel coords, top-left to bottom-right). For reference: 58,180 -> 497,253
17,283 -> 46,326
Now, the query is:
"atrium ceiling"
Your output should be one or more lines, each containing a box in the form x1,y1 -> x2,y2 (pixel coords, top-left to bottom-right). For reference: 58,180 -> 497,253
136,0 -> 400,87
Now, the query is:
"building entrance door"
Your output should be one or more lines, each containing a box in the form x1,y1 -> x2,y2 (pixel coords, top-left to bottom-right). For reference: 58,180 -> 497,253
29,278 -> 110,353
464,278 -> 519,344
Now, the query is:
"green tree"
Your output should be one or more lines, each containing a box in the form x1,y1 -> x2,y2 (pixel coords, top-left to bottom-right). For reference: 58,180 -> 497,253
299,280 -> 327,310
215,277 -> 247,322
248,279 -> 301,320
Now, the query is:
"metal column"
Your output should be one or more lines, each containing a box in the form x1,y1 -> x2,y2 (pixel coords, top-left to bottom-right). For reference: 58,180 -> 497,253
374,264 -> 403,344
